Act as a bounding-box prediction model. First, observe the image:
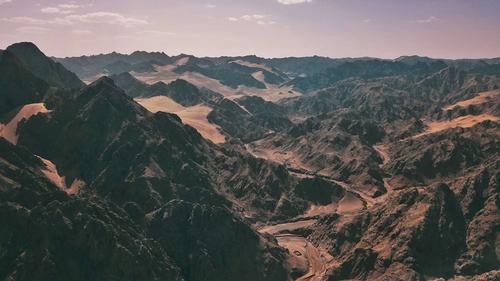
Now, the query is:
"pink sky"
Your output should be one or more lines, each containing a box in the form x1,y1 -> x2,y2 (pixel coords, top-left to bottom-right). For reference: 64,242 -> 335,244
1,0 -> 499,58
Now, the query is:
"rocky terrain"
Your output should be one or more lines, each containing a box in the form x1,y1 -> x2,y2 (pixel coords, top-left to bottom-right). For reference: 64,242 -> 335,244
1,42 -> 499,280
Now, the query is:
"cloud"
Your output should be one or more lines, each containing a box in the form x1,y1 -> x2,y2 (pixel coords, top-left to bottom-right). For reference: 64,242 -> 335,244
277,0 -> 312,5
205,3 -> 216,9
16,26 -> 51,34
415,16 -> 440,24
59,4 -> 81,9
1,16 -> 49,25
2,12 -> 148,28
65,12 -> 148,27
228,14 -> 275,24
0,0 -> 12,5
41,7 -> 73,14
41,3 -> 81,14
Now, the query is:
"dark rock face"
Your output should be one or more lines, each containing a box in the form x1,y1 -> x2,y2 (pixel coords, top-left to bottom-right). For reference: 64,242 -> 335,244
0,139 -> 184,281
0,50 -> 49,115
208,96 -> 293,142
150,79 -> 223,106
148,200 -> 287,281
7,42 -> 84,89
110,73 -> 222,106
387,123 -> 499,183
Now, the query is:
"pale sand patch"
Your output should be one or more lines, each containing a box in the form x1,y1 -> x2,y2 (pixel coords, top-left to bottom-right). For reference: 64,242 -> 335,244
245,142 -> 312,172
135,96 -> 226,144
0,103 -> 51,145
135,95 -> 185,113
413,114 -> 499,138
258,219 -> 317,235
305,203 -> 338,217
37,155 -> 85,195
230,59 -> 278,74
336,192 -> 364,214
38,156 -> 66,189
175,56 -> 190,66
443,90 -> 499,111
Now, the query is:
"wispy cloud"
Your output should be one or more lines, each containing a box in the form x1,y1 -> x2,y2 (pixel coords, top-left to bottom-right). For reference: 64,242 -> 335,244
205,3 -> 216,9
41,3 -> 81,14
65,12 -> 148,27
1,16 -> 49,25
414,16 -> 440,24
277,0 -> 312,5
227,14 -> 276,25
41,7 -> 73,14
1,12 -> 148,27
0,0 -> 12,5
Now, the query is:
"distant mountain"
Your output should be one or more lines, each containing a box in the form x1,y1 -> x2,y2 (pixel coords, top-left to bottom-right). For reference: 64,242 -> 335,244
7,42 -> 84,89
286,59 -> 448,92
55,51 -> 174,78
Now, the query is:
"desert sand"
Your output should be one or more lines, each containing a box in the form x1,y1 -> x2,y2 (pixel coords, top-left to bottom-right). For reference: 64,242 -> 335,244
443,90 -> 499,111
414,114 -> 499,138
136,96 -> 226,143
0,103 -> 50,144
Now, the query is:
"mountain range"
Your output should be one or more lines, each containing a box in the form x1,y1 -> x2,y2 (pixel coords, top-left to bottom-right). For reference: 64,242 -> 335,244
1,41 -> 499,281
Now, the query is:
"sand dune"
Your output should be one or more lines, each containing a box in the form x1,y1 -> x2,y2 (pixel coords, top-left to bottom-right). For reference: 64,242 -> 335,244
443,90 -> 499,111
258,219 -> 317,235
136,96 -> 226,143
414,114 -> 499,138
0,103 -> 50,145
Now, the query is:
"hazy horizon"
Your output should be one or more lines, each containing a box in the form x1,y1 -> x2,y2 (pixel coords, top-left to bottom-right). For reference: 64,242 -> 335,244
1,0 -> 499,59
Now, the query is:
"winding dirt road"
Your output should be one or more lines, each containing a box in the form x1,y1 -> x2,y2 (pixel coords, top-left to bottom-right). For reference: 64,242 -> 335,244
258,221 -> 333,281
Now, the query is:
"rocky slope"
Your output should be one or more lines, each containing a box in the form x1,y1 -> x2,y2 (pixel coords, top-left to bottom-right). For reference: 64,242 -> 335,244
1,43 -> 302,281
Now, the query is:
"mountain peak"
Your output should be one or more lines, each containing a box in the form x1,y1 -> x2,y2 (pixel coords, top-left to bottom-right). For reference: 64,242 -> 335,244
7,42 -> 44,56
6,42 -> 84,89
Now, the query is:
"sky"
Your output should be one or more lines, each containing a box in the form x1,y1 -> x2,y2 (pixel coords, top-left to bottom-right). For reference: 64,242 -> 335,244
0,0 -> 499,59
